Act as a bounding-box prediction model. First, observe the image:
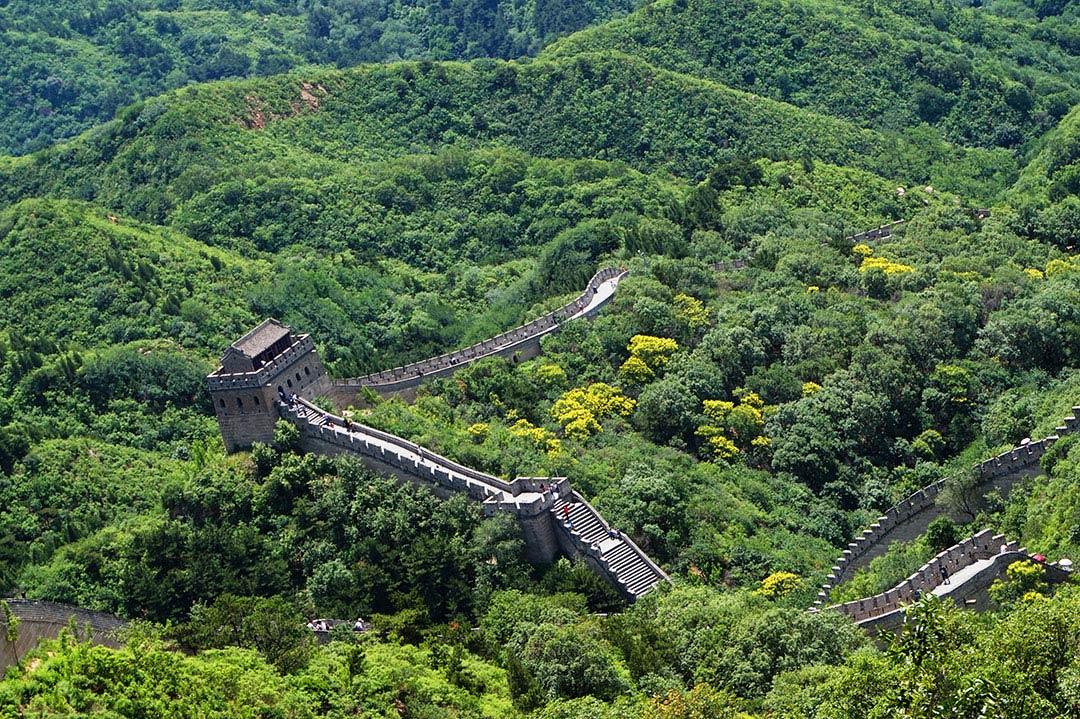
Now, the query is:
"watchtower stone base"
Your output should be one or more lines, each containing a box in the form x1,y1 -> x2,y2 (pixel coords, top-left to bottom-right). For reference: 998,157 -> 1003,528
207,319 -> 327,452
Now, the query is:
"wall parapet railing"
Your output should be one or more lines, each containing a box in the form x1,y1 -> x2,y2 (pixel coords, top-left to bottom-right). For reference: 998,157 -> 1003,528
826,529 -> 1016,623
815,405 -> 1078,606
334,267 -> 627,391
284,397 -> 580,505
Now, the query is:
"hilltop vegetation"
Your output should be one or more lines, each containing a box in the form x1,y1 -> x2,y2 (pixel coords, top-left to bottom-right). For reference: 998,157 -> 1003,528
1,52 -> 1018,214
0,0 -> 638,154
545,0 -> 1080,152
1,0 -> 1080,715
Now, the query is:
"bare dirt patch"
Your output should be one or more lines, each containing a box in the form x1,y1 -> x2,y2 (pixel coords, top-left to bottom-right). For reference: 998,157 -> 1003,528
240,83 -> 328,130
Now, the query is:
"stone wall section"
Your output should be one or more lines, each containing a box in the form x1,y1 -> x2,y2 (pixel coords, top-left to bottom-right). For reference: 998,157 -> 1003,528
328,267 -> 627,401
816,406 -> 1078,606
0,600 -> 125,671
280,398 -> 669,598
845,220 -> 905,245
828,529 -> 1015,622
827,528 -> 1071,632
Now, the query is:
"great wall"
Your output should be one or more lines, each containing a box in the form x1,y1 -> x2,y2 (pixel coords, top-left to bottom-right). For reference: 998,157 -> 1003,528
816,405 -> 1079,628
206,266 -> 670,603
4,211 -> 1066,668
825,529 -> 1072,633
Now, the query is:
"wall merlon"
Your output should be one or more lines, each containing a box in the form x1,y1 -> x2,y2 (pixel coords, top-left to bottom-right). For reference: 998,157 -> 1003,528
822,403 -> 1077,602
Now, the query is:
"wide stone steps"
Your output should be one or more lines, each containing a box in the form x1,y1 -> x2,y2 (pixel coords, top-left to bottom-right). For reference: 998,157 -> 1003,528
550,496 -> 668,599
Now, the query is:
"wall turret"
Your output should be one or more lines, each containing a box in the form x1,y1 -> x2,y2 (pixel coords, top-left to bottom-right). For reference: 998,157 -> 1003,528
207,318 -> 327,452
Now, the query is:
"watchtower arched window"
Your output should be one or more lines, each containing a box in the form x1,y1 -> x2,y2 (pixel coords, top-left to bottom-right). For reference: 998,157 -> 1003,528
253,396 -> 260,406
236,397 -> 244,409
287,379 -> 293,388
304,366 -> 310,376
219,399 -> 226,408
296,372 -> 301,382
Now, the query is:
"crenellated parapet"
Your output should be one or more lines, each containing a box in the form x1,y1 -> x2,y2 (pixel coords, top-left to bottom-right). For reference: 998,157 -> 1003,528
328,267 -> 627,399
827,529 -> 1014,623
816,405 -> 1078,606
826,528 -> 1072,633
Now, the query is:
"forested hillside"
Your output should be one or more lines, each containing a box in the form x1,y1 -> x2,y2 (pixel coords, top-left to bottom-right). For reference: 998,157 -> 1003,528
2,0 -> 1080,716
545,0 -> 1080,151
0,0 -> 638,154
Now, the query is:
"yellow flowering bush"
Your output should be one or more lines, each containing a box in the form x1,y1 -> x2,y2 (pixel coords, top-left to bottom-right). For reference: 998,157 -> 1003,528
696,394 -> 770,461
626,335 -> 678,368
1046,258 -> 1077,276
674,293 -> 711,330
508,418 -> 561,455
859,255 -> 914,275
754,571 -> 803,599
702,434 -> 739,463
535,363 -> 567,386
551,383 -> 635,441
467,422 -> 489,442
619,355 -> 654,383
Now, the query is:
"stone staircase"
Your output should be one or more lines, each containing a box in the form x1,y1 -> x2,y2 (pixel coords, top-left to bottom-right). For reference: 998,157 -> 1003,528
283,397 -> 670,600
551,493 -> 669,600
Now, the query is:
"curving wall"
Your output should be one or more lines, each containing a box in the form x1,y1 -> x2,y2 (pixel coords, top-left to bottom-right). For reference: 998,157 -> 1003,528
827,528 -> 1071,633
280,397 -> 670,601
816,406 -> 1079,606
328,267 -> 627,399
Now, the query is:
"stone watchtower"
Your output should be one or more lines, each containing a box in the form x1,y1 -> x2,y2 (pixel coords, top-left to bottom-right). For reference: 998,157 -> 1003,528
207,319 -> 327,452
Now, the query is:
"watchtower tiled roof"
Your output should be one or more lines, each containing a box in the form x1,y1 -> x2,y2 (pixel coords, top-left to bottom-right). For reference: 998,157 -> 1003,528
231,318 -> 291,358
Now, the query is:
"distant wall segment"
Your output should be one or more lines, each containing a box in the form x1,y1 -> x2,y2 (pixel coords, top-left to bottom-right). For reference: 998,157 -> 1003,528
817,406 -> 1079,606
827,529 -> 1071,633
327,267 -> 627,402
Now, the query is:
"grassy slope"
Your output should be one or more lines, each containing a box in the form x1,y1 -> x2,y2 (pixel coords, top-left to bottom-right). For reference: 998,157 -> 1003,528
0,52 -> 1017,221
0,198 -> 263,352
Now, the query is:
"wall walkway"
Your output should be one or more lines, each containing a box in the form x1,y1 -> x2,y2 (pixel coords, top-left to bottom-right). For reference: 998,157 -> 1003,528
817,406 -> 1079,607
825,529 -> 1072,633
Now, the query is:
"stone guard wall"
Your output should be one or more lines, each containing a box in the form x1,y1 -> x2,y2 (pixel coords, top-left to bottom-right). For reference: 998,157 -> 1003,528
0,600 -> 125,671
828,529 -> 1016,622
817,407 -> 1078,606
